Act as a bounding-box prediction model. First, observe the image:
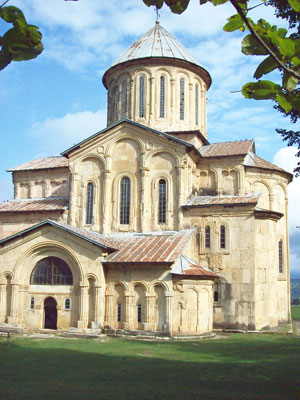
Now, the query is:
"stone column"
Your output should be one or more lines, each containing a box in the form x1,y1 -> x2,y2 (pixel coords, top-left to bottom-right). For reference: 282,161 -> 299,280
269,193 -> 275,210
143,292 -> 155,331
0,284 -> 6,323
170,78 -> 175,126
102,164 -> 112,234
77,283 -> 89,330
129,78 -> 134,120
176,166 -> 184,229
123,291 -> 133,330
189,82 -> 193,128
28,182 -> 35,199
149,76 -> 155,123
164,291 -> 173,333
104,293 -> 114,328
44,180 -> 51,197
7,283 -> 20,324
14,183 -> 21,199
69,172 -> 80,225
93,283 -> 102,328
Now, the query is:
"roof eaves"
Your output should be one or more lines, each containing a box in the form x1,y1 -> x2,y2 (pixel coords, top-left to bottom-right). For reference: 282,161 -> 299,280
0,220 -> 117,251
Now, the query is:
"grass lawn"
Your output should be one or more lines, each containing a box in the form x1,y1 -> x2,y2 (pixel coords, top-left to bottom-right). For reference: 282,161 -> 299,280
292,304 -> 300,319
1,334 -> 300,400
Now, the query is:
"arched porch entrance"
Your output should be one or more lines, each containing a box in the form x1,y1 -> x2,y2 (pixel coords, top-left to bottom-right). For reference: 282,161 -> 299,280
44,297 -> 57,329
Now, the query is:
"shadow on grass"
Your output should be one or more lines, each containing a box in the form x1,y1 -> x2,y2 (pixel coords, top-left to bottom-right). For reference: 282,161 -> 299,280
0,335 -> 300,400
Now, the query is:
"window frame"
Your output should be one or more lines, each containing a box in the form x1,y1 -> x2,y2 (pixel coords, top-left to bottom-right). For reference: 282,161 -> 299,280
205,225 -> 211,249
179,78 -> 185,120
117,303 -> 122,322
85,182 -> 94,225
139,75 -> 145,118
137,304 -> 142,323
120,177 -> 131,225
30,296 -> 35,310
220,225 -> 226,249
158,178 -> 167,224
159,75 -> 165,118
31,257 -> 73,286
195,83 -> 199,126
64,298 -> 71,311
279,240 -> 283,274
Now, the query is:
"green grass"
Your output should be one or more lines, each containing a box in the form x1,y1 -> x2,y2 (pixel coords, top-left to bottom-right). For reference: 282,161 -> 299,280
0,334 -> 300,400
292,304 -> 300,319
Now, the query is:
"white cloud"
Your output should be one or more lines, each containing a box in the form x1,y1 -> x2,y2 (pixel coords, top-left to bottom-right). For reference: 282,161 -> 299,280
30,109 -> 107,155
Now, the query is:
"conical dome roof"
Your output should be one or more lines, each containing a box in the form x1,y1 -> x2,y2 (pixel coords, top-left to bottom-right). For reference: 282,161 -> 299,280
110,21 -> 203,68
103,21 -> 211,89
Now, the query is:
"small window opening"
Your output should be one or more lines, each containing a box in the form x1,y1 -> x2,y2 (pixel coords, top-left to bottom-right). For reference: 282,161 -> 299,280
137,304 -> 142,323
213,283 -> 219,303
205,226 -> 210,249
117,304 -> 122,322
64,298 -> 71,310
220,225 -> 226,249
86,182 -> 94,225
30,297 -> 35,310
139,76 -> 145,118
195,84 -> 199,125
180,78 -> 185,120
279,240 -> 283,273
120,177 -> 131,224
160,76 -> 165,118
158,179 -> 167,224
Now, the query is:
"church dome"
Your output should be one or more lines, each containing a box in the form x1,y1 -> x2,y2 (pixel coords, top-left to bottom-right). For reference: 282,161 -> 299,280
102,22 -> 211,135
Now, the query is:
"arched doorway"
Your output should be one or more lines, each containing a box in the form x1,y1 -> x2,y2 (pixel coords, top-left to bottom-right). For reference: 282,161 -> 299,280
44,297 -> 57,329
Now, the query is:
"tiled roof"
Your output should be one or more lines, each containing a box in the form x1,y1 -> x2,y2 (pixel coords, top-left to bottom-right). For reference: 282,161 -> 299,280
0,197 -> 69,213
103,230 -> 195,263
244,152 -> 288,174
184,193 -> 259,208
0,220 -> 118,251
199,140 -> 254,158
8,156 -> 69,172
110,22 -> 205,70
171,255 -> 219,278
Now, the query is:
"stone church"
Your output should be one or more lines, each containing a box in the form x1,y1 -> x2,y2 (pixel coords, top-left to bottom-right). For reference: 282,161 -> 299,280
0,22 -> 292,336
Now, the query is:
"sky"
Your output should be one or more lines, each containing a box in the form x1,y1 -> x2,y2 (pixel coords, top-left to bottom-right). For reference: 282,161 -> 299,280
0,0 -> 299,275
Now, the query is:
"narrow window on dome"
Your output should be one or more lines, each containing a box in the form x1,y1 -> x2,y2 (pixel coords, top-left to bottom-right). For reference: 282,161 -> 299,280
160,76 -> 165,118
158,179 -> 167,224
205,226 -> 210,249
85,182 -> 94,225
120,177 -> 130,224
180,78 -> 185,120
279,240 -> 283,273
195,84 -> 199,125
121,79 -> 127,119
220,225 -> 226,249
139,76 -> 145,118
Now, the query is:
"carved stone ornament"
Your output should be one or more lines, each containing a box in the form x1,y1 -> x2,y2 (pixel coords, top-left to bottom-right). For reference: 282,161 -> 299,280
174,283 -> 184,293
208,254 -> 224,271
97,146 -> 105,154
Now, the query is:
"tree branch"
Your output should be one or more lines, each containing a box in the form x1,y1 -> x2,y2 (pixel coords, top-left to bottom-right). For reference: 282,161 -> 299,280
230,0 -> 300,80
0,0 -> 10,9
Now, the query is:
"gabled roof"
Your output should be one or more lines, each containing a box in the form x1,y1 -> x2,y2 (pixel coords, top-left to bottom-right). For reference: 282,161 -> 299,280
61,118 -> 197,157
0,197 -> 69,213
183,193 -> 259,208
171,255 -> 219,278
0,220 -> 118,251
199,140 -> 254,158
244,152 -> 292,177
103,230 -> 195,263
8,156 -> 68,172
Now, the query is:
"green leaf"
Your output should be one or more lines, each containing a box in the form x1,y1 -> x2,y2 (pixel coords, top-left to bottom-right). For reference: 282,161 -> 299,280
165,0 -> 190,14
276,94 -> 293,113
282,72 -> 299,91
199,0 -> 208,4
278,38 -> 295,58
242,34 -> 268,56
288,0 -> 300,12
292,56 -> 300,67
223,14 -> 244,32
143,0 -> 164,8
254,56 -> 278,79
209,0 -> 228,4
0,50 -> 12,71
0,6 -> 26,24
242,80 -> 281,100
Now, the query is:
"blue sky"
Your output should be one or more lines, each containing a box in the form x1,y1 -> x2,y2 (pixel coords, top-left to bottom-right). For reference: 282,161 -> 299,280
0,0 -> 299,275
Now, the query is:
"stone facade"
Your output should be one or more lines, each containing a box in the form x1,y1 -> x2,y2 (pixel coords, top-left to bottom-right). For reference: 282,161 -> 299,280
0,23 -> 292,336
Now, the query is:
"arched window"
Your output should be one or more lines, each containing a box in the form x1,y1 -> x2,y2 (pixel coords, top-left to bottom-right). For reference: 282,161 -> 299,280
139,75 -> 145,118
31,257 -> 73,285
117,304 -> 122,322
195,84 -> 199,125
220,225 -> 226,249
158,179 -> 167,224
160,76 -> 165,118
137,304 -> 142,323
64,298 -> 71,310
205,226 -> 210,249
86,182 -> 94,225
279,240 -> 283,273
120,177 -> 130,224
121,79 -> 127,119
30,297 -> 35,310
180,78 -> 185,120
